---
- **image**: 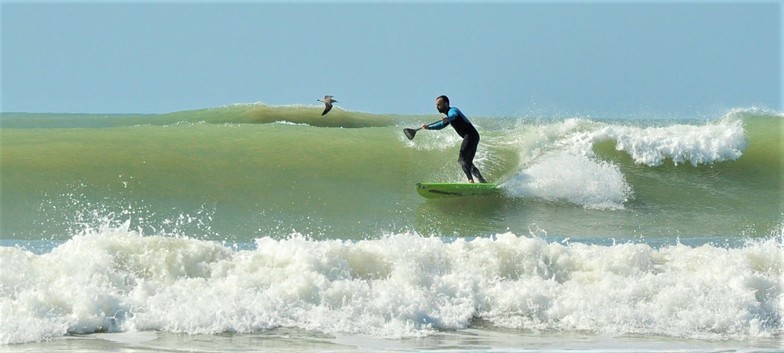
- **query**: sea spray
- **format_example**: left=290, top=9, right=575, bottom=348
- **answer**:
left=504, top=151, right=632, bottom=209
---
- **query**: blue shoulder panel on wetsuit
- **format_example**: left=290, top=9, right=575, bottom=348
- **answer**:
left=427, top=107, right=462, bottom=130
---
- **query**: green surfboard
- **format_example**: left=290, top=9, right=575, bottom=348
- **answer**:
left=416, top=182, right=499, bottom=199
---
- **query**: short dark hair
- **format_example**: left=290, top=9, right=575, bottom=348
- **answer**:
left=436, top=95, right=449, bottom=104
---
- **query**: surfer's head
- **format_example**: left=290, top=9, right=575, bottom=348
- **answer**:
left=435, top=95, right=450, bottom=114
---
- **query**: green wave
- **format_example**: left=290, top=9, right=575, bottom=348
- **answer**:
left=1, top=107, right=781, bottom=240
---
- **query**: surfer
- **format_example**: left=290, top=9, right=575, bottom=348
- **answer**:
left=421, top=95, right=487, bottom=183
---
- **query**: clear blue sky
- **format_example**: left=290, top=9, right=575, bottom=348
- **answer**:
left=1, top=1, right=781, bottom=118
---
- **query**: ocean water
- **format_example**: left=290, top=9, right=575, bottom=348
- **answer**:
left=0, top=105, right=782, bottom=352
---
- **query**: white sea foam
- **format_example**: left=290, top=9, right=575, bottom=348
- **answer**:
left=2, top=225, right=781, bottom=344
left=272, top=120, right=310, bottom=126
left=561, top=116, right=747, bottom=167
left=502, top=115, right=747, bottom=208
left=504, top=151, right=632, bottom=210
left=500, top=119, right=631, bottom=209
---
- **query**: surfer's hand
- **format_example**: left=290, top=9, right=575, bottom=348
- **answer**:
left=421, top=124, right=428, bottom=130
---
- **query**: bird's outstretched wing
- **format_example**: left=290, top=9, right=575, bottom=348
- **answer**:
left=321, top=103, right=333, bottom=116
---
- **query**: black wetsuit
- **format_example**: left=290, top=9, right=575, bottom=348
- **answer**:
left=426, top=107, right=487, bottom=183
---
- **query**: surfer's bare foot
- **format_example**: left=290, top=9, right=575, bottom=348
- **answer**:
left=468, top=179, right=475, bottom=183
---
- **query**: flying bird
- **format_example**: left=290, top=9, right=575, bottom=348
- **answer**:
left=317, top=95, right=337, bottom=116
